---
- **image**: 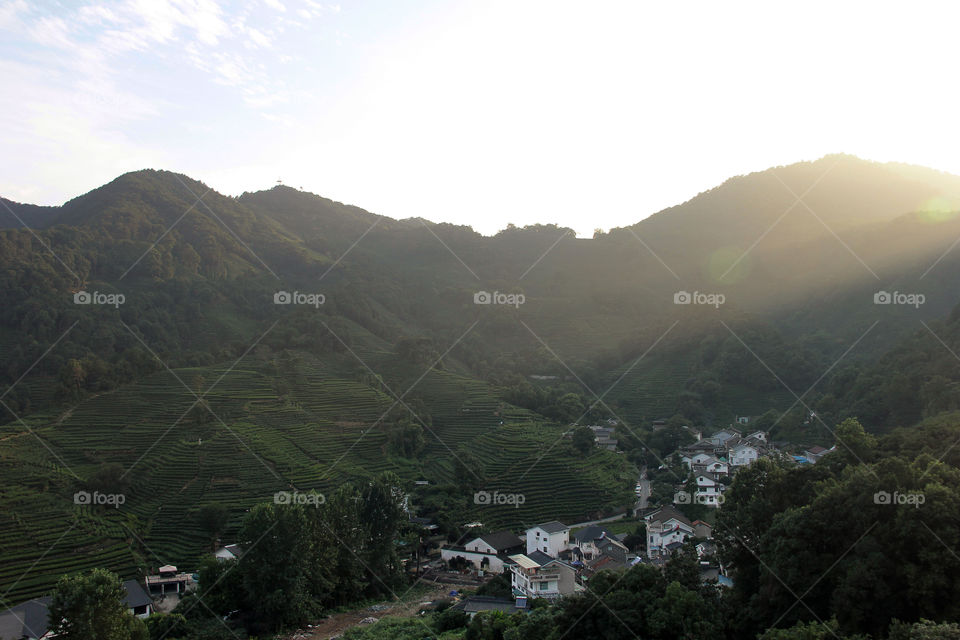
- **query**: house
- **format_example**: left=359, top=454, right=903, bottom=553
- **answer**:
left=0, top=581, right=153, bottom=639
left=644, top=505, right=694, bottom=559
left=214, top=543, right=244, bottom=562
left=441, top=530, right=524, bottom=573
left=746, top=430, right=768, bottom=443
left=804, top=445, right=830, bottom=463
left=690, top=455, right=728, bottom=476
left=736, top=416, right=750, bottom=425
left=508, top=551, right=579, bottom=601
left=694, top=472, right=725, bottom=506
left=410, top=516, right=440, bottom=533
left=0, top=596, right=53, bottom=640
left=692, top=520, right=713, bottom=539
left=451, top=595, right=526, bottom=618
left=728, top=443, right=760, bottom=468
left=123, top=579, right=154, bottom=618
left=145, top=565, right=192, bottom=595
left=526, top=521, right=569, bottom=558
left=587, top=425, right=619, bottom=451
left=570, top=526, right=627, bottom=562
left=708, top=428, right=741, bottom=445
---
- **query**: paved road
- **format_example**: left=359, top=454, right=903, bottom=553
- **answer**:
left=568, top=467, right=651, bottom=530
left=635, top=466, right=650, bottom=511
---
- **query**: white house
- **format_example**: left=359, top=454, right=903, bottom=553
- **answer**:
left=729, top=443, right=760, bottom=467
left=644, top=505, right=694, bottom=558
left=526, top=521, right=569, bottom=558
left=694, top=472, right=725, bottom=507
left=441, top=530, right=524, bottom=573
left=507, top=551, right=579, bottom=602
left=691, top=455, right=728, bottom=475
left=746, top=431, right=768, bottom=443
left=215, top=543, right=244, bottom=562
left=683, top=452, right=715, bottom=469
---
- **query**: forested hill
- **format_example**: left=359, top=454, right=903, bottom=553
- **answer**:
left=3, top=156, right=960, bottom=431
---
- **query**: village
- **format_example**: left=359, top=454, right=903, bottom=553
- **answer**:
left=0, top=418, right=835, bottom=638
left=417, top=419, right=834, bottom=619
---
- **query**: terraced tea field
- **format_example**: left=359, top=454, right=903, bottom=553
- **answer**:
left=0, top=351, right=633, bottom=602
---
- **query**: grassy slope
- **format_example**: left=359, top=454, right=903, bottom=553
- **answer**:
left=0, top=351, right=632, bottom=603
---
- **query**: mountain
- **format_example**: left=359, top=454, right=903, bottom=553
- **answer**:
left=4, top=155, right=960, bottom=600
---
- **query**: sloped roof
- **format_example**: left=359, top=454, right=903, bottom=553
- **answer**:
left=535, top=521, right=568, bottom=534
left=0, top=596, right=51, bottom=640
left=572, top=525, right=617, bottom=545
left=477, top=530, right=523, bottom=552
left=122, top=579, right=152, bottom=609
left=645, top=504, right=692, bottom=528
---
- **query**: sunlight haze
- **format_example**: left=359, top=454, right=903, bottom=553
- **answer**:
left=2, top=0, right=959, bottom=235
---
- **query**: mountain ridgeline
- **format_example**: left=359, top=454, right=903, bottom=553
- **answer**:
left=3, top=154, right=960, bottom=430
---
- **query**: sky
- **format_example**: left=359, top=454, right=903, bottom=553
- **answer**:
left=2, top=0, right=960, bottom=237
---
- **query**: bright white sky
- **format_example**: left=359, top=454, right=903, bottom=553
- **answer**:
left=2, top=0, right=959, bottom=236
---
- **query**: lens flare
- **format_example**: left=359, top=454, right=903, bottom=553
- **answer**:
left=707, top=246, right=751, bottom=284
left=917, top=196, right=960, bottom=224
